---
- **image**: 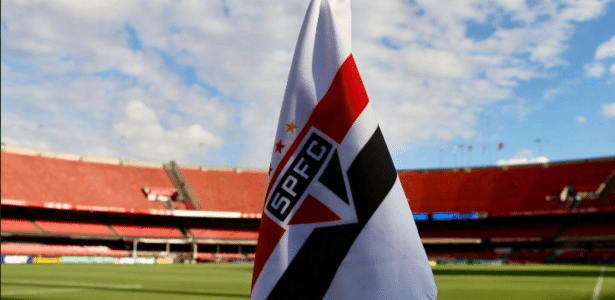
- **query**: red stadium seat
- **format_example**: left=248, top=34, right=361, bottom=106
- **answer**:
left=1, top=152, right=174, bottom=211
left=36, top=220, right=116, bottom=236
left=180, top=168, right=267, bottom=216
left=0, top=242, right=130, bottom=257
left=188, top=228, right=258, bottom=240
left=1, top=218, right=41, bottom=233
left=111, top=224, right=184, bottom=238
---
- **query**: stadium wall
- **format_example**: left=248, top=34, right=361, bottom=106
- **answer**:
left=2, top=148, right=613, bottom=218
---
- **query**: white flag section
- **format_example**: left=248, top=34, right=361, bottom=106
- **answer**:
left=251, top=0, right=437, bottom=299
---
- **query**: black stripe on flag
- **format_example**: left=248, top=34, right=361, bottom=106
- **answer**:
left=318, top=150, right=350, bottom=204
left=346, top=127, right=398, bottom=224
left=267, top=127, right=397, bottom=300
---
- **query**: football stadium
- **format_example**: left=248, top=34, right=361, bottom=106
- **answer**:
left=3, top=0, right=615, bottom=299
left=2, top=145, right=614, bottom=299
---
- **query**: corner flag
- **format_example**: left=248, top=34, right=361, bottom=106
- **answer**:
left=251, top=0, right=437, bottom=299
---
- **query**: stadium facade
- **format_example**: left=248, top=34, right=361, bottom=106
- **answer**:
left=2, top=145, right=614, bottom=265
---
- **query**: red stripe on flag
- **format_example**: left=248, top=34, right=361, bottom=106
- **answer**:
left=312, top=55, right=369, bottom=143
left=266, top=55, right=369, bottom=198
left=287, top=194, right=341, bottom=225
left=251, top=214, right=286, bottom=291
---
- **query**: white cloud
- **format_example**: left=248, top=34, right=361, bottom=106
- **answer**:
left=405, top=48, right=469, bottom=79
left=1, top=0, right=612, bottom=167
left=496, top=156, right=549, bottom=166
left=45, top=0, right=136, bottom=22
left=114, top=100, right=222, bottom=161
left=560, top=0, right=609, bottom=22
left=125, top=100, right=158, bottom=124
left=543, top=88, right=561, bottom=101
left=584, top=62, right=606, bottom=78
left=602, top=102, right=615, bottom=118
left=595, top=35, right=615, bottom=60
left=611, top=63, right=615, bottom=75
left=576, top=116, right=587, bottom=124
left=496, top=149, right=549, bottom=166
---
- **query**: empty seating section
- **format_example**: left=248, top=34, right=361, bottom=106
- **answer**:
left=0, top=242, right=130, bottom=257
left=584, top=249, right=615, bottom=259
left=195, top=252, right=246, bottom=262
left=511, top=250, right=552, bottom=260
left=110, top=224, right=184, bottom=238
left=216, top=253, right=246, bottom=260
left=172, top=201, right=196, bottom=210
left=2, top=150, right=614, bottom=263
left=196, top=252, right=215, bottom=261
left=400, top=158, right=615, bottom=216
left=554, top=248, right=615, bottom=260
left=1, top=152, right=173, bottom=211
left=2, top=151, right=612, bottom=218
left=426, top=250, right=504, bottom=259
left=36, top=220, right=116, bottom=236
left=557, top=249, right=587, bottom=259
left=181, top=168, right=267, bottom=215
left=189, top=228, right=258, bottom=240
left=560, top=219, right=615, bottom=237
left=1, top=218, right=41, bottom=233
left=478, top=251, right=502, bottom=259
left=418, top=221, right=563, bottom=239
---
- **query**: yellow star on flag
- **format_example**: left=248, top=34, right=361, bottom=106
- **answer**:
left=285, top=120, right=298, bottom=134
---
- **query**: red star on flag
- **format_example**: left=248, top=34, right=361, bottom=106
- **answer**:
left=274, top=140, right=285, bottom=153
left=285, top=120, right=298, bottom=134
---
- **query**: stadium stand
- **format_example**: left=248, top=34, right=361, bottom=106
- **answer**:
left=558, top=218, right=615, bottom=240
left=510, top=250, right=553, bottom=260
left=36, top=220, right=116, bottom=237
left=418, top=220, right=563, bottom=239
left=180, top=167, right=267, bottom=216
left=399, top=156, right=615, bottom=216
left=1, top=218, right=42, bottom=234
left=0, top=243, right=130, bottom=257
left=216, top=252, right=246, bottom=261
left=196, top=252, right=216, bottom=262
left=189, top=228, right=258, bottom=241
left=556, top=249, right=586, bottom=260
left=110, top=224, right=184, bottom=238
left=1, top=151, right=173, bottom=211
left=1, top=147, right=614, bottom=264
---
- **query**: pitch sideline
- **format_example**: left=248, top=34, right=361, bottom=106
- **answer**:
left=1, top=279, right=142, bottom=295
left=591, top=266, right=606, bottom=300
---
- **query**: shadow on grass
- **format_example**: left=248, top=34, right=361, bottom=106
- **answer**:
left=432, top=268, right=614, bottom=278
left=1, top=282, right=250, bottom=299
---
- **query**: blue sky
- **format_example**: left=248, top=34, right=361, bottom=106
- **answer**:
left=1, top=0, right=614, bottom=170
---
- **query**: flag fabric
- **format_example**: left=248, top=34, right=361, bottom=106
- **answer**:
left=251, top=0, right=437, bottom=299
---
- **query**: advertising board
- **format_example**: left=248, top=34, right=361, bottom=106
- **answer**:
left=2, top=255, right=31, bottom=264
left=61, top=256, right=115, bottom=263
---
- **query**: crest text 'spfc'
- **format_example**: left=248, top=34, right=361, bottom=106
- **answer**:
left=266, top=132, right=333, bottom=222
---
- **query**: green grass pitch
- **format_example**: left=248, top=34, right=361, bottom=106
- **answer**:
left=1, top=263, right=613, bottom=299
